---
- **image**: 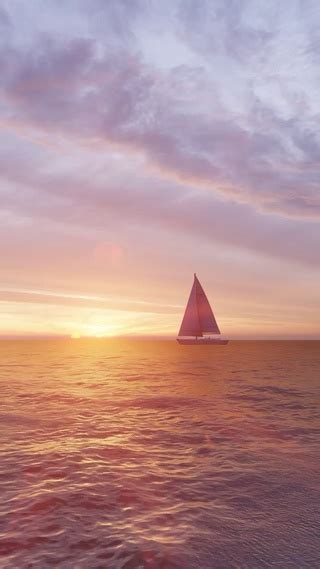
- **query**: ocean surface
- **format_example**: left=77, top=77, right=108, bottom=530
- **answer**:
left=0, top=340, right=319, bottom=568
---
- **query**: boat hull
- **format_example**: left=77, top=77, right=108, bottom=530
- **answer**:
left=177, top=338, right=229, bottom=345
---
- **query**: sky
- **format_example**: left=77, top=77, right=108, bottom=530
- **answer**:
left=0, top=0, right=319, bottom=339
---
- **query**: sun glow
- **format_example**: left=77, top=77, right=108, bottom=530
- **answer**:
left=82, top=323, right=121, bottom=338
left=71, top=324, right=120, bottom=338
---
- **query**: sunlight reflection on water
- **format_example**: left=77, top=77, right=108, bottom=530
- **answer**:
left=0, top=340, right=320, bottom=568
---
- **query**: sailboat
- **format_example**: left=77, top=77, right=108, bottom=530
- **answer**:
left=177, top=274, right=228, bottom=345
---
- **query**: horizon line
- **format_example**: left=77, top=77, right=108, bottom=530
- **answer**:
left=0, top=335, right=319, bottom=341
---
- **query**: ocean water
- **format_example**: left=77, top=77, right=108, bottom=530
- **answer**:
left=0, top=340, right=319, bottom=569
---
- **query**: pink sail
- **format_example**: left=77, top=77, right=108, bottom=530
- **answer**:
left=195, top=275, right=220, bottom=335
left=178, top=278, right=202, bottom=337
left=178, top=274, right=220, bottom=337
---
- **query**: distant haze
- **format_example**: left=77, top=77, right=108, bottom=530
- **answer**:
left=1, top=1, right=319, bottom=338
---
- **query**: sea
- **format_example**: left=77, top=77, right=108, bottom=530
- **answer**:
left=0, top=340, right=319, bottom=568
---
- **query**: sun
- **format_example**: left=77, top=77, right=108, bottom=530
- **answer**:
left=71, top=332, right=81, bottom=339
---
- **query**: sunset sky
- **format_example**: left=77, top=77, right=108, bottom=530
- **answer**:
left=1, top=0, right=319, bottom=339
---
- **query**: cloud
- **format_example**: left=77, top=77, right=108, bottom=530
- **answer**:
left=0, top=288, right=181, bottom=315
left=0, top=0, right=319, bottom=223
left=176, top=0, right=275, bottom=63
left=0, top=136, right=319, bottom=271
left=0, top=5, right=10, bottom=28
left=0, top=0, right=319, bottom=310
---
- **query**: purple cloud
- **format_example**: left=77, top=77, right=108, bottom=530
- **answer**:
left=1, top=21, right=319, bottom=221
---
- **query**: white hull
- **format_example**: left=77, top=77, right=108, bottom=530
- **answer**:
left=177, top=337, right=229, bottom=345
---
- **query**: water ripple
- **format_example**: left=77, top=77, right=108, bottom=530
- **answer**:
left=0, top=340, right=319, bottom=568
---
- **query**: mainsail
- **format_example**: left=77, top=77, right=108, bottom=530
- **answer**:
left=178, top=274, right=220, bottom=337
